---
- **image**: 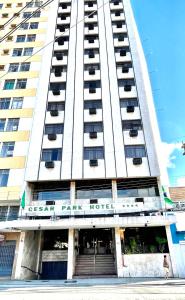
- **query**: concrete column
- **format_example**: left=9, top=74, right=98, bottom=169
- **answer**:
left=165, top=225, right=178, bottom=277
left=35, top=231, right=43, bottom=278
left=70, top=181, right=76, bottom=205
left=14, top=231, right=25, bottom=279
left=115, top=227, right=123, bottom=277
left=67, top=228, right=75, bottom=279
left=112, top=180, right=117, bottom=203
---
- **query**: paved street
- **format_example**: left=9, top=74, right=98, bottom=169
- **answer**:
left=0, top=278, right=185, bottom=300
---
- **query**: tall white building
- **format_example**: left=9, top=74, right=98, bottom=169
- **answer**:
left=0, top=0, right=176, bottom=279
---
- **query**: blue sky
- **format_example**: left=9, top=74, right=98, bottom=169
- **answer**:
left=131, top=0, right=185, bottom=186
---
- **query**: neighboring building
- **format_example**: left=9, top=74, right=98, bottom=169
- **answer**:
left=0, top=0, right=51, bottom=278
left=169, top=187, right=185, bottom=278
left=0, top=0, right=175, bottom=279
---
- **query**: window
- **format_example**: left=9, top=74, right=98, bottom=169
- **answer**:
left=8, top=63, right=19, bottom=72
left=84, top=147, right=104, bottom=160
left=11, top=97, right=23, bottom=109
left=117, top=179, right=159, bottom=198
left=84, top=100, right=102, bottom=109
left=26, top=1, right=33, bottom=7
left=0, top=142, right=15, bottom=157
left=23, top=12, right=32, bottom=18
left=16, top=35, right=26, bottom=42
left=120, top=98, right=138, bottom=108
left=19, top=23, right=29, bottom=30
left=12, top=48, right=23, bottom=57
left=0, top=65, right=4, bottom=71
left=47, top=102, right=65, bottom=111
left=76, top=182, right=112, bottom=199
left=4, top=80, right=15, bottom=90
left=6, top=3, right=12, bottom=7
left=35, top=1, right=43, bottom=7
left=0, top=4, right=3, bottom=9
left=2, top=13, right=8, bottom=18
left=122, top=120, right=142, bottom=131
left=17, top=3, right=23, bottom=7
left=45, top=124, right=64, bottom=134
left=84, top=122, right=103, bottom=133
left=41, top=149, right=62, bottom=161
left=125, top=145, right=146, bottom=158
left=32, top=11, right=41, bottom=17
left=0, top=119, right=6, bottom=132
left=0, top=98, right=10, bottom=109
left=15, top=79, right=27, bottom=89
left=23, top=47, right=33, bottom=56
left=6, top=118, right=19, bottom=131
left=0, top=170, right=9, bottom=187
left=26, top=34, right=36, bottom=42
left=20, top=62, right=30, bottom=71
left=29, top=22, right=38, bottom=29
left=8, top=206, right=19, bottom=220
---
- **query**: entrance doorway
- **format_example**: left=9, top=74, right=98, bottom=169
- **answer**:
left=0, top=241, right=16, bottom=277
left=78, top=228, right=113, bottom=255
left=75, top=228, right=116, bottom=276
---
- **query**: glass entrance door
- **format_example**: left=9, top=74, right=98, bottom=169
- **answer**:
left=78, top=228, right=113, bottom=255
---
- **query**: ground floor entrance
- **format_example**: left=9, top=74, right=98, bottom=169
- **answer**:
left=75, top=228, right=116, bottom=276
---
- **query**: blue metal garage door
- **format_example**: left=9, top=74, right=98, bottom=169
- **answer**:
left=0, top=241, right=16, bottom=277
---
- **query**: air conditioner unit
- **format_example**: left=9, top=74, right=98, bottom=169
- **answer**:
left=135, top=197, right=144, bottom=203
left=50, top=110, right=59, bottom=117
left=117, top=23, right=122, bottom=28
left=129, top=129, right=138, bottom=137
left=90, top=199, right=98, bottom=204
left=61, top=16, right=66, bottom=20
left=89, top=159, right=98, bottom=167
left=133, top=157, right=142, bottom=165
left=7, top=151, right=13, bottom=157
left=89, top=131, right=97, bottom=139
left=59, top=26, right=65, bottom=32
left=89, top=107, right=97, bottom=115
left=122, top=67, right=129, bottom=73
left=88, top=24, right=94, bottom=30
left=89, top=88, right=96, bottom=93
left=115, top=11, right=121, bottom=16
left=52, top=90, right=60, bottom=96
left=56, top=53, right=63, bottom=60
left=61, top=3, right=67, bottom=9
left=54, top=69, right=61, bottom=77
left=48, top=133, right=57, bottom=141
left=124, top=85, right=132, bottom=92
left=118, top=36, right=124, bottom=42
left=89, top=52, right=95, bottom=58
left=58, top=39, right=64, bottom=45
left=89, top=39, right=94, bottom=44
left=89, top=69, right=95, bottom=75
left=127, top=105, right=134, bottom=113
left=12, top=126, right=17, bottom=131
left=120, top=50, right=126, bottom=56
left=88, top=2, right=93, bottom=7
left=46, top=200, right=55, bottom=205
left=45, top=161, right=55, bottom=168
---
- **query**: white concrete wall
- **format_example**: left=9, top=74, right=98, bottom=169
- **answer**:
left=122, top=253, right=173, bottom=277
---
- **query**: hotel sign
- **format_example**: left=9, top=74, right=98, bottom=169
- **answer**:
left=23, top=203, right=143, bottom=216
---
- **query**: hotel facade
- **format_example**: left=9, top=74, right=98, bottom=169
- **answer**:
left=0, top=0, right=177, bottom=279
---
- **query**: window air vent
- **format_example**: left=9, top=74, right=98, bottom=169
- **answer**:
left=89, top=107, right=97, bottom=115
left=133, top=157, right=142, bottom=165
left=129, top=129, right=138, bottom=137
left=89, top=159, right=98, bottom=167
left=54, top=69, right=61, bottom=77
left=88, top=2, right=93, bottom=7
left=48, top=133, right=57, bottom=141
left=89, top=52, right=95, bottom=58
left=45, top=161, right=55, bottom=168
left=89, top=131, right=97, bottom=139
left=88, top=24, right=94, bottom=30
left=115, top=11, right=121, bottom=16
left=135, top=197, right=144, bottom=203
left=127, top=105, right=134, bottom=113
left=52, top=90, right=60, bottom=96
left=46, top=200, right=55, bottom=205
left=124, top=85, right=132, bottom=92
left=90, top=199, right=98, bottom=204
left=50, top=110, right=59, bottom=116
left=58, top=38, right=64, bottom=45
left=118, top=36, right=124, bottom=42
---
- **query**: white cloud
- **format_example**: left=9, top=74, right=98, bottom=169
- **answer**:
left=159, top=142, right=181, bottom=169
left=176, top=177, right=185, bottom=187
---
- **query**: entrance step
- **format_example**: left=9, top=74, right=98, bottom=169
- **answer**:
left=75, top=255, right=116, bottom=276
